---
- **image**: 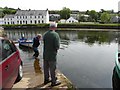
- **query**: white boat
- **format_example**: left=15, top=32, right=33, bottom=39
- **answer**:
left=18, top=38, right=33, bottom=48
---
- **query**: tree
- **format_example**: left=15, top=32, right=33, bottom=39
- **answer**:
left=85, top=10, right=90, bottom=15
left=100, top=12, right=111, bottom=23
left=60, top=7, right=71, bottom=19
left=100, top=9, right=105, bottom=13
left=89, top=10, right=98, bottom=22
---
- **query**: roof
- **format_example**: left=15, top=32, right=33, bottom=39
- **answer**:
left=4, top=14, right=14, bottom=18
left=49, top=14, right=60, bottom=16
left=67, top=17, right=78, bottom=21
left=15, top=10, right=48, bottom=16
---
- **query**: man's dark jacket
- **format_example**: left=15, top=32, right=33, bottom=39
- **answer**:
left=32, top=37, right=40, bottom=47
left=43, top=30, right=60, bottom=61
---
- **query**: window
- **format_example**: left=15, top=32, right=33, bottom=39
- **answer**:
left=30, top=20, right=32, bottom=24
left=35, top=20, right=37, bottom=24
left=1, top=39, right=17, bottom=61
left=17, top=21, right=19, bottom=24
left=20, top=21, right=22, bottom=24
left=38, top=20, right=40, bottom=23
left=42, top=20, right=44, bottom=23
left=26, top=21, right=27, bottom=24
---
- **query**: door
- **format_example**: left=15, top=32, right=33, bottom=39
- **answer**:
left=0, top=39, right=18, bottom=88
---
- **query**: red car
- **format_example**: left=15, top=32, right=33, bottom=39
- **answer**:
left=0, top=37, right=23, bottom=89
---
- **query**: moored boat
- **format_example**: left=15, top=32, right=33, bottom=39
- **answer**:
left=18, top=38, right=33, bottom=48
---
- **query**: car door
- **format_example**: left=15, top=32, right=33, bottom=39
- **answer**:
left=0, top=39, right=19, bottom=88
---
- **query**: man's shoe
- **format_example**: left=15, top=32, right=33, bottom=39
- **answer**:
left=51, top=81, right=61, bottom=86
left=44, top=80, right=51, bottom=85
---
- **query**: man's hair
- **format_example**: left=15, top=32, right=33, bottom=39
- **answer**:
left=49, top=22, right=57, bottom=28
left=37, top=34, right=42, bottom=37
left=0, top=30, right=7, bottom=37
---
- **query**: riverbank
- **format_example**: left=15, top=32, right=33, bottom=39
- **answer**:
left=2, top=23, right=120, bottom=30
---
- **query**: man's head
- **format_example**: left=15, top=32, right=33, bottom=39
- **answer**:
left=0, top=29, right=7, bottom=38
left=37, top=34, right=42, bottom=40
left=49, top=22, right=57, bottom=30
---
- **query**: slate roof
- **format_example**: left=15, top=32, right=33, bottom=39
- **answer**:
left=15, top=10, right=48, bottom=16
left=4, top=14, right=14, bottom=18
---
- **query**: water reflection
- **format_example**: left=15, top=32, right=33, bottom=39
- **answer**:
left=4, top=29, right=118, bottom=46
left=78, top=31, right=118, bottom=45
left=34, top=58, right=42, bottom=74
left=19, top=45, right=33, bottom=52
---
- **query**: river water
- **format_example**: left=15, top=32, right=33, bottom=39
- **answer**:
left=4, top=28, right=119, bottom=88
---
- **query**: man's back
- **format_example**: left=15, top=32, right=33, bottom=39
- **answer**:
left=43, top=30, right=60, bottom=61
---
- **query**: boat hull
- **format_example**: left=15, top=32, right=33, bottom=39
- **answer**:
left=18, top=39, right=33, bottom=48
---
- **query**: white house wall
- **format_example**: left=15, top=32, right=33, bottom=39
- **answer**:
left=0, top=18, right=4, bottom=25
left=13, top=16, right=46, bottom=24
left=3, top=10, right=49, bottom=25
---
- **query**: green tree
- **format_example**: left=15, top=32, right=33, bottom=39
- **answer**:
left=79, top=15, right=87, bottom=22
left=85, top=10, right=90, bottom=15
left=60, top=7, right=71, bottom=19
left=100, top=12, right=111, bottom=23
left=100, top=9, right=105, bottom=13
left=89, top=10, right=98, bottom=22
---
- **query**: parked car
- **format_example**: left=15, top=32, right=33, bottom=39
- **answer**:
left=0, top=37, right=23, bottom=89
left=112, top=51, right=120, bottom=89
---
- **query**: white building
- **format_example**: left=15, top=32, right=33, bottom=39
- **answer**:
left=70, top=10, right=80, bottom=20
left=3, top=9, right=49, bottom=25
left=59, top=19, right=66, bottom=23
left=66, top=17, right=78, bottom=23
left=0, top=18, right=4, bottom=25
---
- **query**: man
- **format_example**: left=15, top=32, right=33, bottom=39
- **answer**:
left=43, top=22, right=61, bottom=86
left=32, top=34, right=41, bottom=58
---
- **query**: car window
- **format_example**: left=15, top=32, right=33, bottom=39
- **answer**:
left=2, top=39, right=16, bottom=61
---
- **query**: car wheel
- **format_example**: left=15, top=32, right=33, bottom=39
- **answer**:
left=15, top=64, right=23, bottom=83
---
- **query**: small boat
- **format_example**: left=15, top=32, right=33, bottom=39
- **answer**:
left=18, top=38, right=33, bottom=48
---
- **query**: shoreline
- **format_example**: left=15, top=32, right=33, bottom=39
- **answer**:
left=2, top=23, right=120, bottom=30
left=58, top=28, right=119, bottom=32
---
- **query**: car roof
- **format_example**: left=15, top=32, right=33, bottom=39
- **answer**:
left=0, top=37, right=12, bottom=42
